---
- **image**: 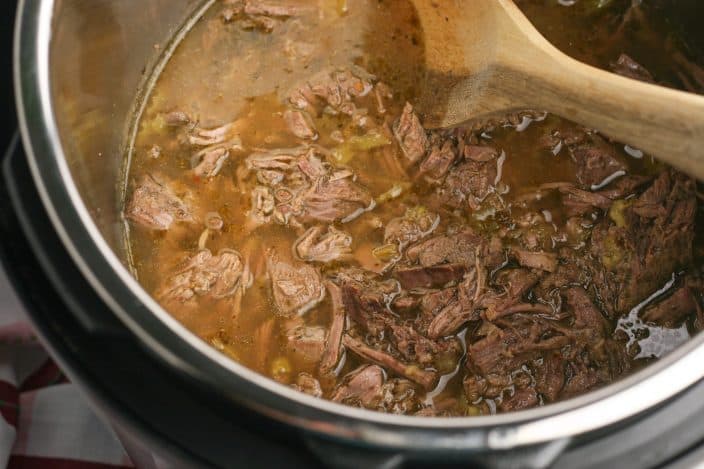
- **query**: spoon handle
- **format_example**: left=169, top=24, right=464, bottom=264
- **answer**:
left=513, top=50, right=704, bottom=179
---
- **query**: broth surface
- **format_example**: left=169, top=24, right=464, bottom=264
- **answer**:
left=125, top=0, right=704, bottom=416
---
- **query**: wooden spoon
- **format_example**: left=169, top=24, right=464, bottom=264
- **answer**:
left=410, top=0, right=704, bottom=179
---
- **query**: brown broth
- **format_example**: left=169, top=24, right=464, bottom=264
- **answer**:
left=125, top=0, right=704, bottom=416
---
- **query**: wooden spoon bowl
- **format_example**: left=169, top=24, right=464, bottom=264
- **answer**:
left=411, top=0, right=704, bottom=179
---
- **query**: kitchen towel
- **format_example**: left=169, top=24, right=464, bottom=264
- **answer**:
left=0, top=270, right=133, bottom=469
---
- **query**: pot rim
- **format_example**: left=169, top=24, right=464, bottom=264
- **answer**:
left=13, top=0, right=704, bottom=453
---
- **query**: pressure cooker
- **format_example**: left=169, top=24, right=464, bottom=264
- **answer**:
left=6, top=0, right=704, bottom=467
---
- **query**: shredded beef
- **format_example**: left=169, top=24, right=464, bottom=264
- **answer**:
left=419, top=141, right=457, bottom=182
left=291, top=372, right=323, bottom=397
left=336, top=268, right=399, bottom=335
left=331, top=364, right=426, bottom=414
left=294, top=225, right=352, bottom=263
left=384, top=207, right=440, bottom=251
left=156, top=249, right=248, bottom=304
left=591, top=170, right=696, bottom=316
left=331, top=365, right=385, bottom=407
left=284, top=109, right=318, bottom=140
left=288, top=67, right=375, bottom=115
left=569, top=134, right=626, bottom=189
left=512, top=248, right=558, bottom=273
left=440, top=159, right=498, bottom=211
left=642, top=286, right=698, bottom=327
left=222, top=0, right=308, bottom=31
left=342, top=334, right=438, bottom=390
left=395, top=263, right=468, bottom=290
left=247, top=147, right=373, bottom=226
left=192, top=147, right=230, bottom=179
left=267, top=250, right=325, bottom=316
left=126, top=174, right=194, bottom=230
left=393, top=103, right=429, bottom=164
left=319, top=282, right=346, bottom=374
left=284, top=317, right=326, bottom=362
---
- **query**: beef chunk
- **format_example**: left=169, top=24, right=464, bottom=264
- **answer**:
left=427, top=271, right=481, bottom=338
left=488, top=302, right=554, bottom=320
left=375, top=379, right=426, bottom=414
left=163, top=110, right=192, bottom=127
left=428, top=269, right=540, bottom=338
left=534, top=354, right=565, bottom=402
left=242, top=0, right=304, bottom=17
left=402, top=230, right=509, bottom=337
left=284, top=109, right=318, bottom=140
left=298, top=165, right=374, bottom=223
left=288, top=67, right=375, bottom=115
left=406, top=232, right=473, bottom=267
left=538, top=127, right=624, bottom=191
left=533, top=251, right=592, bottom=300
left=192, top=147, right=229, bottom=179
left=468, top=323, right=535, bottom=377
left=540, top=125, right=589, bottom=152
left=560, top=184, right=614, bottom=216
left=332, top=365, right=425, bottom=414
left=319, top=282, right=346, bottom=374
left=332, top=365, right=385, bottom=407
left=468, top=319, right=570, bottom=378
left=126, top=174, right=193, bottom=230
left=482, top=269, right=540, bottom=321
left=384, top=207, right=440, bottom=251
left=569, top=134, right=625, bottom=189
left=512, top=248, right=557, bottom=273
left=188, top=122, right=238, bottom=147
left=420, top=288, right=456, bottom=316
left=249, top=185, right=276, bottom=226
left=536, top=175, right=651, bottom=217
left=642, top=287, right=698, bottom=327
left=610, top=54, right=656, bottom=83
left=597, top=174, right=651, bottom=200
left=284, top=317, right=326, bottom=362
left=412, top=287, right=457, bottom=335
left=267, top=250, right=325, bottom=316
left=440, top=159, right=498, bottom=211
left=247, top=148, right=373, bottom=226
left=499, top=387, right=539, bottom=412
left=342, top=334, right=438, bottom=390
left=335, top=268, right=399, bottom=334
left=291, top=372, right=323, bottom=397
left=406, top=229, right=499, bottom=269
left=393, top=103, right=429, bottom=164
left=294, top=225, right=352, bottom=263
left=247, top=147, right=301, bottom=172
left=387, top=321, right=460, bottom=369
left=336, top=266, right=460, bottom=373
left=156, top=248, right=248, bottom=304
left=418, top=141, right=457, bottom=182
left=464, top=145, right=498, bottom=162
left=564, top=287, right=607, bottom=334
left=561, top=363, right=602, bottom=398
left=222, top=0, right=307, bottom=31
left=592, top=170, right=696, bottom=315
left=395, top=263, right=468, bottom=290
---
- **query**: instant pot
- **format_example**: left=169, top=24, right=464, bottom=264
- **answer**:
left=6, top=0, right=704, bottom=467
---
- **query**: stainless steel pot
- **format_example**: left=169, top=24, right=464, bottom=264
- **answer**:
left=13, top=0, right=704, bottom=467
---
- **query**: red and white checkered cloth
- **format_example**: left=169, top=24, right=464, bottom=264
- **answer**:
left=0, top=275, right=133, bottom=469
